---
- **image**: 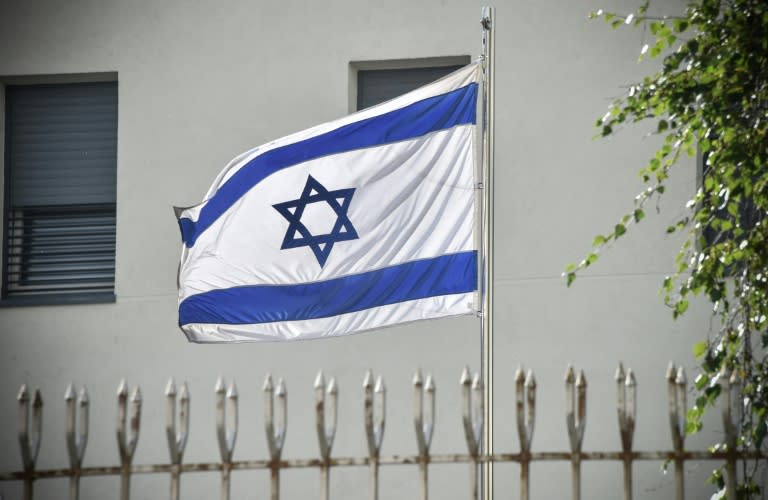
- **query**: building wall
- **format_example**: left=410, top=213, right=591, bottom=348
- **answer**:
left=0, top=1, right=718, bottom=499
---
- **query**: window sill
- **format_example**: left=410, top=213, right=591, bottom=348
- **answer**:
left=0, top=293, right=116, bottom=308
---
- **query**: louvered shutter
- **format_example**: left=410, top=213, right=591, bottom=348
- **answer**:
left=3, top=82, right=117, bottom=302
left=356, top=66, right=464, bottom=110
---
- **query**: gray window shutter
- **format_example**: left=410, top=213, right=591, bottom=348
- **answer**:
left=357, top=66, right=464, bottom=110
left=3, top=81, right=117, bottom=303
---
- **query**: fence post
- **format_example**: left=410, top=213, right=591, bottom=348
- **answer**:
left=565, top=367, right=586, bottom=500
left=720, top=367, right=740, bottom=500
left=364, top=371, right=385, bottom=500
left=461, top=367, right=483, bottom=500
left=17, top=385, right=42, bottom=500
left=515, top=367, right=536, bottom=500
left=215, top=377, right=237, bottom=500
left=413, top=370, right=435, bottom=500
left=616, top=364, right=636, bottom=500
left=315, top=372, right=338, bottom=500
left=265, top=375, right=287, bottom=500
left=116, top=381, right=141, bottom=500
left=666, top=363, right=686, bottom=500
left=165, top=379, right=189, bottom=500
left=65, top=385, right=89, bottom=500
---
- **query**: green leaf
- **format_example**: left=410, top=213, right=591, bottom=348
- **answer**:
left=614, top=223, right=627, bottom=238
left=592, top=234, right=606, bottom=246
left=566, top=272, right=576, bottom=287
left=673, top=299, right=689, bottom=318
left=673, top=19, right=689, bottom=32
left=633, top=209, right=645, bottom=222
left=693, top=341, right=708, bottom=358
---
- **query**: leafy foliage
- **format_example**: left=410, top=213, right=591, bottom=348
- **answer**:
left=567, top=0, right=767, bottom=496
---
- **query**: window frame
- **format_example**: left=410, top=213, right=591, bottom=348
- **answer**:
left=0, top=73, right=118, bottom=307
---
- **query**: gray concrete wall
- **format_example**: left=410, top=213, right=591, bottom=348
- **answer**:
left=0, top=1, right=719, bottom=499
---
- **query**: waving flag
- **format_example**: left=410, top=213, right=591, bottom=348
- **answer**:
left=176, top=63, right=481, bottom=342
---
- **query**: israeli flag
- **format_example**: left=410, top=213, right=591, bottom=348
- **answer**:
left=176, top=63, right=481, bottom=342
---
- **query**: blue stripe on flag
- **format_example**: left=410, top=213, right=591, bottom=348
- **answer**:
left=179, top=251, right=477, bottom=326
left=179, top=82, right=478, bottom=247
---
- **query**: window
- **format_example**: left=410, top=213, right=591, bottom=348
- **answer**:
left=2, top=81, right=117, bottom=305
left=355, top=58, right=470, bottom=111
left=701, top=153, right=760, bottom=247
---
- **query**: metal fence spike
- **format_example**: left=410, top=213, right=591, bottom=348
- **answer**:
left=365, top=371, right=386, bottom=460
left=365, top=371, right=385, bottom=500
left=461, top=366, right=471, bottom=386
left=117, top=379, right=128, bottom=397
left=17, top=384, right=40, bottom=500
left=425, top=374, right=435, bottom=393
left=667, top=363, right=686, bottom=500
left=66, top=384, right=89, bottom=471
left=316, top=374, right=337, bottom=461
left=167, top=379, right=189, bottom=468
left=264, top=373, right=274, bottom=392
left=214, top=376, right=237, bottom=499
left=179, top=383, right=190, bottom=450
left=414, top=371, right=433, bottom=500
left=471, top=372, right=483, bottom=444
left=616, top=362, right=625, bottom=382
left=675, top=367, right=686, bottom=386
left=565, top=365, right=587, bottom=453
left=721, top=368, right=739, bottom=499
left=117, top=381, right=140, bottom=500
left=65, top=384, right=88, bottom=500
left=18, top=385, right=42, bottom=471
left=517, top=369, right=536, bottom=500
left=265, top=375, right=287, bottom=462
left=316, top=374, right=337, bottom=500
left=227, top=381, right=238, bottom=399
left=462, top=368, right=481, bottom=456
left=18, top=383, right=29, bottom=402
left=165, top=378, right=177, bottom=397
left=424, top=375, right=435, bottom=448
left=665, top=361, right=676, bottom=381
left=65, top=383, right=76, bottom=401
left=576, top=370, right=587, bottom=389
left=617, top=367, right=636, bottom=450
left=626, top=370, right=637, bottom=420
left=525, top=370, right=536, bottom=390
left=413, top=369, right=424, bottom=387
left=523, top=370, right=536, bottom=451
left=264, top=376, right=286, bottom=500
left=617, top=367, right=636, bottom=500
left=215, top=376, right=226, bottom=394
left=374, top=375, right=386, bottom=448
left=565, top=365, right=575, bottom=384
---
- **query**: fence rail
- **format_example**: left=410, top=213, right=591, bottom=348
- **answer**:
left=1, top=363, right=765, bottom=500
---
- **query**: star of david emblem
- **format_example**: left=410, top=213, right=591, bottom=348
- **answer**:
left=273, top=175, right=358, bottom=267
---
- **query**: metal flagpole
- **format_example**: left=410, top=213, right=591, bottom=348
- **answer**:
left=480, top=6, right=495, bottom=500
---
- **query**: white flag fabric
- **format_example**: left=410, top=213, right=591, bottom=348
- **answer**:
left=176, top=63, right=481, bottom=342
